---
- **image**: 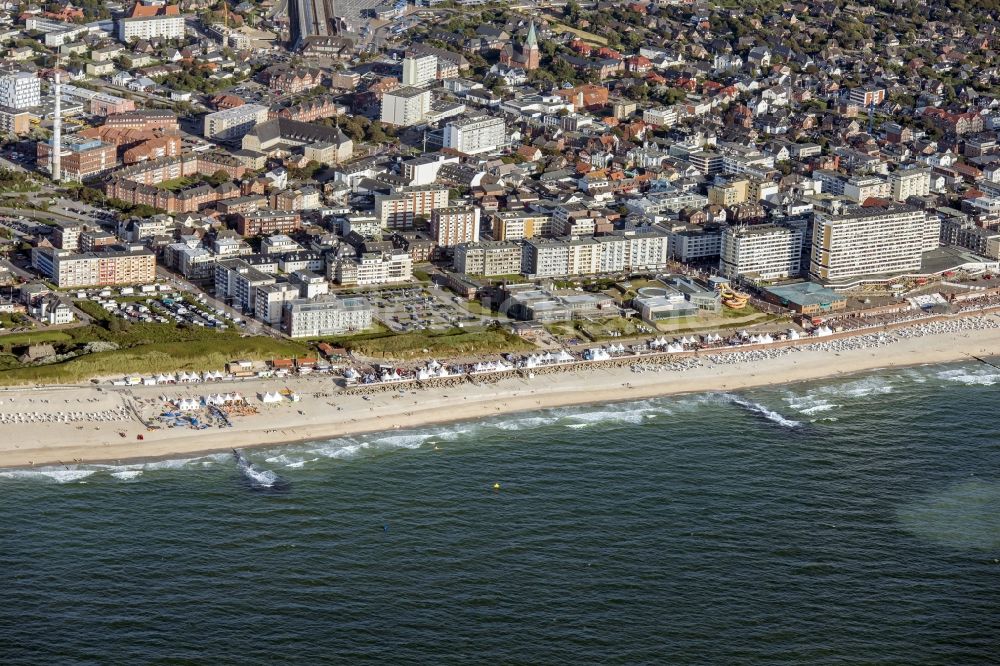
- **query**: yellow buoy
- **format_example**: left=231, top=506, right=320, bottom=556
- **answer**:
left=493, top=482, right=501, bottom=490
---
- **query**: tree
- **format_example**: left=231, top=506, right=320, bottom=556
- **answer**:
left=564, top=0, right=581, bottom=23
left=205, top=170, right=232, bottom=187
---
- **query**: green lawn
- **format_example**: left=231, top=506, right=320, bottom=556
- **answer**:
left=575, top=317, right=649, bottom=341
left=721, top=304, right=761, bottom=318
left=342, top=327, right=533, bottom=360
left=546, top=21, right=608, bottom=45
left=0, top=330, right=74, bottom=348
left=157, top=176, right=200, bottom=191
left=463, top=300, right=494, bottom=316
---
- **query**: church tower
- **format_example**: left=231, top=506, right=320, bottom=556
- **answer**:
left=524, top=21, right=540, bottom=70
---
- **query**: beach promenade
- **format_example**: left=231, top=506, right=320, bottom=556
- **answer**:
left=1, top=312, right=998, bottom=469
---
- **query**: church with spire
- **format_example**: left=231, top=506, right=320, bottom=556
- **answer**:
left=500, top=21, right=540, bottom=71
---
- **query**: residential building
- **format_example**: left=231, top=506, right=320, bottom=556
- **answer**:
left=332, top=250, right=413, bottom=286
left=720, top=224, right=803, bottom=280
left=669, top=226, right=724, bottom=263
left=442, top=115, right=506, bottom=155
left=118, top=3, right=185, bottom=42
left=431, top=205, right=480, bottom=247
left=214, top=259, right=276, bottom=314
left=847, top=85, right=886, bottom=108
left=810, top=205, right=927, bottom=283
left=374, top=186, right=449, bottom=228
left=51, top=222, right=83, bottom=251
left=707, top=179, right=749, bottom=207
left=402, top=55, right=437, bottom=86
left=236, top=209, right=301, bottom=236
left=889, top=169, right=931, bottom=201
left=490, top=211, right=554, bottom=241
left=401, top=154, right=458, bottom=185
left=380, top=87, right=431, bottom=126
left=32, top=247, right=156, bottom=288
left=843, top=175, right=890, bottom=203
left=282, top=295, right=372, bottom=338
left=204, top=104, right=269, bottom=141
left=642, top=107, right=678, bottom=127
left=0, top=72, right=39, bottom=110
left=0, top=106, right=31, bottom=135
left=453, top=240, right=523, bottom=276
left=254, top=283, right=300, bottom=325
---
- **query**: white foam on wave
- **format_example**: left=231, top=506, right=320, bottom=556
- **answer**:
left=110, top=470, right=143, bottom=481
left=283, top=458, right=319, bottom=469
left=567, top=409, right=658, bottom=425
left=785, top=395, right=840, bottom=415
left=369, top=433, right=435, bottom=449
left=491, top=416, right=560, bottom=431
left=240, top=465, right=278, bottom=488
left=0, top=468, right=97, bottom=483
left=725, top=394, right=801, bottom=428
left=825, top=376, right=895, bottom=399
left=936, top=368, right=1000, bottom=386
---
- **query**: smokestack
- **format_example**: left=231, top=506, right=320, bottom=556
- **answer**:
left=52, top=72, right=61, bottom=182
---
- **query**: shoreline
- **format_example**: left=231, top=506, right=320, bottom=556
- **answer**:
left=1, top=314, right=998, bottom=470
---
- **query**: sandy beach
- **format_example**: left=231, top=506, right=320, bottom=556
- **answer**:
left=1, top=312, right=997, bottom=469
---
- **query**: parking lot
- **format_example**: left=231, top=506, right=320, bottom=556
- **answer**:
left=364, top=286, right=482, bottom=333
left=81, top=287, right=244, bottom=330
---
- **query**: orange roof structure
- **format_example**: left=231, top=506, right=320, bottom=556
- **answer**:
left=129, top=3, right=180, bottom=18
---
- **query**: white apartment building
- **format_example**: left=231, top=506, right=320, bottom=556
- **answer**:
left=843, top=175, right=890, bottom=203
left=491, top=212, right=554, bottom=241
left=332, top=250, right=413, bottom=286
left=642, top=107, right=679, bottom=127
left=595, top=229, right=671, bottom=273
left=401, top=154, right=458, bottom=186
left=442, top=116, right=506, bottom=155
left=374, top=186, right=449, bottom=228
left=668, top=227, right=723, bottom=262
left=282, top=295, right=372, bottom=338
left=214, top=259, right=276, bottom=314
left=380, top=87, right=431, bottom=127
left=810, top=205, right=927, bottom=283
left=523, top=232, right=671, bottom=278
left=402, top=55, right=437, bottom=86
left=889, top=169, right=931, bottom=201
left=254, top=283, right=300, bottom=325
left=33, top=247, right=156, bottom=288
left=720, top=224, right=803, bottom=280
left=0, top=72, right=39, bottom=110
left=203, top=104, right=269, bottom=140
left=117, top=5, right=186, bottom=42
left=453, top=240, right=523, bottom=276
left=431, top=205, right=480, bottom=247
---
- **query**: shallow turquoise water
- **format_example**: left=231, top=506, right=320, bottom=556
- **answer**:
left=2, top=362, right=999, bottom=664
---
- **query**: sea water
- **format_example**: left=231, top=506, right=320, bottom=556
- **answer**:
left=1, top=362, right=998, bottom=663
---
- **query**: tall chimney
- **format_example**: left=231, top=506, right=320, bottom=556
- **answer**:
left=52, top=72, right=61, bottom=182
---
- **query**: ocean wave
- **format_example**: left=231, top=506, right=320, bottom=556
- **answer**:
left=490, top=416, right=560, bottom=431
left=0, top=468, right=97, bottom=483
left=936, top=368, right=1000, bottom=386
left=785, top=396, right=840, bottom=415
left=824, top=376, right=895, bottom=399
left=725, top=394, right=801, bottom=428
left=110, top=470, right=143, bottom=481
left=235, top=451, right=280, bottom=489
